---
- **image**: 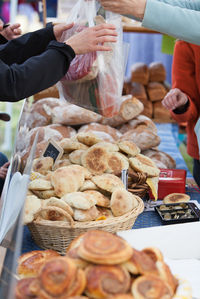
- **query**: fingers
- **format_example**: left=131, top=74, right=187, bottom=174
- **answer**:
left=95, top=28, right=117, bottom=37
left=162, top=88, right=188, bottom=110
left=4, top=161, right=10, bottom=168
left=96, top=36, right=117, bottom=44
left=9, top=23, right=21, bottom=30
left=63, top=22, right=74, bottom=30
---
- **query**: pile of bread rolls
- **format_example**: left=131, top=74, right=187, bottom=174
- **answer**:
left=24, top=133, right=161, bottom=225
left=18, top=94, right=175, bottom=170
left=15, top=230, right=182, bottom=299
left=123, top=62, right=173, bottom=122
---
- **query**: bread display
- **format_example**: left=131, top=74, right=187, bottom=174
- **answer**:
left=16, top=230, right=189, bottom=299
left=149, top=62, right=166, bottom=82
left=153, top=100, right=173, bottom=121
left=130, top=82, right=148, bottom=102
left=131, top=62, right=149, bottom=85
left=119, top=115, right=157, bottom=135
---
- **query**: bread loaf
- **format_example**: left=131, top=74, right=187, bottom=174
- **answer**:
left=120, top=128, right=160, bottom=151
left=33, top=85, right=59, bottom=101
left=52, top=103, right=102, bottom=126
left=100, top=95, right=144, bottom=127
left=26, top=97, right=62, bottom=128
left=47, top=124, right=77, bottom=139
left=130, top=82, right=148, bottom=102
left=131, top=62, right=149, bottom=85
left=142, top=149, right=176, bottom=169
left=147, top=82, right=167, bottom=102
left=149, top=62, right=166, bottom=82
left=119, top=115, right=157, bottom=134
left=136, top=97, right=153, bottom=118
left=153, top=101, right=173, bottom=121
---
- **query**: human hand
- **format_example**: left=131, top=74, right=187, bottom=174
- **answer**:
left=65, top=23, right=117, bottom=55
left=1, top=23, right=21, bottom=40
left=0, top=161, right=10, bottom=179
left=99, top=0, right=146, bottom=20
left=53, top=23, right=74, bottom=42
left=162, top=88, right=188, bottom=110
left=0, top=19, right=3, bottom=31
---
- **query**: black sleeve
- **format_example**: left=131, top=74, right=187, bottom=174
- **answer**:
left=0, top=23, right=55, bottom=65
left=173, top=100, right=190, bottom=114
left=0, top=34, right=7, bottom=45
left=0, top=41, right=75, bottom=102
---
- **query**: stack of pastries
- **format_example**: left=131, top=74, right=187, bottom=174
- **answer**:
left=24, top=133, right=161, bottom=226
left=15, top=230, right=180, bottom=299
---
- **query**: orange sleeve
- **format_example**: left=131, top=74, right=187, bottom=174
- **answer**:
left=171, top=40, right=198, bottom=123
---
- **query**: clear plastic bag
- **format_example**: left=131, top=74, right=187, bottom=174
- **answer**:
left=57, top=0, right=128, bottom=118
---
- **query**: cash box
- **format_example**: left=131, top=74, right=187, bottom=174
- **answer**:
left=150, top=169, right=186, bottom=200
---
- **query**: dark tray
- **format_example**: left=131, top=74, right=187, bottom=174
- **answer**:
left=155, top=202, right=200, bottom=225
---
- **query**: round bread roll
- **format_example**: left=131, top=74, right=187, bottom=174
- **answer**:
left=43, top=197, right=74, bottom=216
left=59, top=138, right=88, bottom=153
left=149, top=62, right=166, bottom=82
left=28, top=179, right=53, bottom=191
left=131, top=62, right=149, bottom=85
left=156, top=261, right=178, bottom=294
left=32, top=189, right=57, bottom=199
left=118, top=140, right=140, bottom=157
left=131, top=275, right=173, bottom=299
left=119, top=115, right=157, bottom=135
left=85, top=264, right=131, bottom=298
left=129, top=154, right=160, bottom=177
left=83, top=190, right=110, bottom=208
left=141, top=247, right=163, bottom=263
left=73, top=206, right=99, bottom=222
left=36, top=257, right=86, bottom=298
left=62, top=192, right=96, bottom=210
left=76, top=132, right=102, bottom=146
left=110, top=188, right=138, bottom=216
left=163, top=193, right=190, bottom=204
left=69, top=149, right=85, bottom=165
left=78, top=230, right=133, bottom=265
left=123, top=248, right=158, bottom=276
left=106, top=152, right=129, bottom=175
left=32, top=156, right=54, bottom=175
left=142, top=149, right=176, bottom=169
left=23, top=195, right=41, bottom=224
left=15, top=277, right=38, bottom=299
left=17, top=249, right=60, bottom=278
left=92, top=174, right=125, bottom=193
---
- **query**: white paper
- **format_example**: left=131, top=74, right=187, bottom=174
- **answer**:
left=118, top=222, right=200, bottom=259
left=166, top=258, right=200, bottom=299
left=0, top=172, right=29, bottom=244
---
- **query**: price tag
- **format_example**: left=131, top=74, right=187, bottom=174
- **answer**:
left=42, top=139, right=63, bottom=163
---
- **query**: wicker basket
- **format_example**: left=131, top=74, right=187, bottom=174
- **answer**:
left=28, top=196, right=144, bottom=255
left=128, top=169, right=150, bottom=198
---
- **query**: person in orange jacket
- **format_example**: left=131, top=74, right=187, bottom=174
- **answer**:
left=162, top=40, right=200, bottom=187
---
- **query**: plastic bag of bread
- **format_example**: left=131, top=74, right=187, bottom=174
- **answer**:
left=57, top=0, right=128, bottom=118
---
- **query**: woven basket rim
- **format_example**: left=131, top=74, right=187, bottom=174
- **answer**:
left=31, top=196, right=144, bottom=229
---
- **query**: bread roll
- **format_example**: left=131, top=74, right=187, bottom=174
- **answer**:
left=85, top=265, right=131, bottom=298
left=141, top=247, right=164, bottom=263
left=62, top=192, right=96, bottom=210
left=92, top=173, right=125, bottom=193
left=147, top=82, right=167, bottom=102
left=78, top=230, right=133, bottom=264
left=73, top=206, right=99, bottom=222
left=76, top=132, right=102, bottom=146
left=17, top=249, right=60, bottom=278
left=138, top=97, right=153, bottom=118
left=15, top=278, right=38, bottom=299
left=129, top=154, right=160, bottom=177
left=131, top=62, right=149, bottom=85
left=149, top=62, right=166, bottom=82
left=83, top=190, right=110, bottom=208
left=52, top=103, right=102, bottom=125
left=110, top=188, right=138, bottom=216
left=118, top=140, right=140, bottom=157
left=106, top=152, right=129, bottom=175
left=36, top=257, right=86, bottom=297
left=156, top=261, right=178, bottom=294
left=78, top=123, right=122, bottom=143
left=100, top=95, right=144, bottom=127
left=23, top=195, right=41, bottom=224
left=163, top=193, right=190, bottom=204
left=131, top=275, right=173, bottom=299
left=32, top=156, right=54, bottom=175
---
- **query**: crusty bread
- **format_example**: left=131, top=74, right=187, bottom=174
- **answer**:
left=32, top=157, right=54, bottom=175
left=130, top=82, right=148, bottom=102
left=100, top=95, right=144, bottom=127
left=83, top=190, right=110, bottom=208
left=62, top=192, right=96, bottom=210
left=131, top=62, right=149, bottom=85
left=149, top=62, right=166, bottom=82
left=73, top=206, right=99, bottom=222
left=118, top=140, right=140, bottom=157
left=28, top=179, right=53, bottom=191
left=147, top=82, right=167, bottom=102
left=59, top=138, right=88, bottom=153
left=43, top=197, right=74, bottom=216
left=69, top=150, right=85, bottom=165
left=106, top=152, right=129, bottom=175
left=120, top=128, right=160, bottom=151
left=47, top=124, right=77, bottom=139
left=142, top=149, right=176, bottom=169
left=153, top=101, right=173, bottom=121
left=119, top=115, right=157, bottom=135
left=136, top=97, right=153, bottom=118
left=52, top=103, right=102, bottom=126
left=76, top=132, right=102, bottom=146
